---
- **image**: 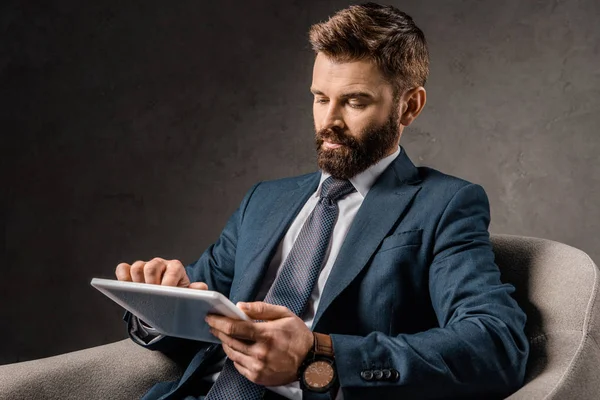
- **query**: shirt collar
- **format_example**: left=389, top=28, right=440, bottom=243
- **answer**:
left=317, top=146, right=401, bottom=198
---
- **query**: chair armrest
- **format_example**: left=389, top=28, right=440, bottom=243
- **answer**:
left=507, top=331, right=600, bottom=399
left=0, top=339, right=182, bottom=400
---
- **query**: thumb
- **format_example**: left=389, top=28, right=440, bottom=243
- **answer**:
left=237, top=302, right=293, bottom=320
left=188, top=282, right=208, bottom=290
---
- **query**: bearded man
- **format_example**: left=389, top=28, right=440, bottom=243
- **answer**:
left=116, top=3, right=529, bottom=399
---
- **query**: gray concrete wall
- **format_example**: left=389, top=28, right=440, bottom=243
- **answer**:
left=1, top=0, right=599, bottom=364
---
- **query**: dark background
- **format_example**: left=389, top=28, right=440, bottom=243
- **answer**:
left=1, top=0, right=599, bottom=365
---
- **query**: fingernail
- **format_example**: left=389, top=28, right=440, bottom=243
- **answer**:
left=237, top=302, right=248, bottom=310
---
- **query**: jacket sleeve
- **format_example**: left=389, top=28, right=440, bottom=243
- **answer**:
left=183, top=182, right=261, bottom=295
left=330, top=184, right=530, bottom=399
left=125, top=182, right=261, bottom=357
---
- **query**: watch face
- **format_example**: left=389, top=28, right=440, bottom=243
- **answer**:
left=303, top=360, right=335, bottom=390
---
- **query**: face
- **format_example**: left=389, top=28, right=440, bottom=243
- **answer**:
left=311, top=52, right=400, bottom=179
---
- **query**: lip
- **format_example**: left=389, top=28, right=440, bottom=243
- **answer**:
left=322, top=141, right=343, bottom=150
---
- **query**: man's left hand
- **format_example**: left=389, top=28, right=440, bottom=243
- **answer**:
left=205, top=302, right=313, bottom=386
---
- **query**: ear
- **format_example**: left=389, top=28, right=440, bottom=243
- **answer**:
left=399, top=86, right=426, bottom=126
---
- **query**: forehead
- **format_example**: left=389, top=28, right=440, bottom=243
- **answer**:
left=311, top=52, right=391, bottom=95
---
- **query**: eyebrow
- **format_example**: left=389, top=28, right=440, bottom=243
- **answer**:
left=310, top=88, right=375, bottom=99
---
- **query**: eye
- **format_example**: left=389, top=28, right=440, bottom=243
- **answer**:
left=314, top=98, right=329, bottom=104
left=347, top=101, right=367, bottom=109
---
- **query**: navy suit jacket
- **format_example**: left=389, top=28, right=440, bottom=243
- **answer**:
left=132, top=148, right=529, bottom=400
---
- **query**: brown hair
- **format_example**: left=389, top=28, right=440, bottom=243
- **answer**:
left=309, top=2, right=429, bottom=93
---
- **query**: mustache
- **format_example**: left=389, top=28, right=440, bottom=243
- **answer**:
left=315, top=127, right=358, bottom=147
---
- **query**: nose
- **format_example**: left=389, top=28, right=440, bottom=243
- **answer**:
left=322, top=103, right=345, bottom=130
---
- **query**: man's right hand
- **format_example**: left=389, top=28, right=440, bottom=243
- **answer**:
left=115, top=258, right=208, bottom=290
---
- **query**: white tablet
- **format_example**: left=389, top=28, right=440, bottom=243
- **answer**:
left=91, top=278, right=249, bottom=343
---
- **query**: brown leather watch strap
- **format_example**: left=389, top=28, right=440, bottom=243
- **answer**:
left=313, top=332, right=334, bottom=358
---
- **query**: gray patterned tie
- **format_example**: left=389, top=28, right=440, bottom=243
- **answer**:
left=205, top=177, right=356, bottom=399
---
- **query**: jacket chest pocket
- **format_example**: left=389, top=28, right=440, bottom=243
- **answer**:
left=378, top=229, right=422, bottom=253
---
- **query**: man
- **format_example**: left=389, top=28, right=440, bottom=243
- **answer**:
left=116, top=3, right=529, bottom=399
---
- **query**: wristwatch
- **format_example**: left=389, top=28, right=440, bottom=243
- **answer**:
left=299, top=332, right=337, bottom=393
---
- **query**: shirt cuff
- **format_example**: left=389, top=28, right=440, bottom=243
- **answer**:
left=129, top=315, right=165, bottom=345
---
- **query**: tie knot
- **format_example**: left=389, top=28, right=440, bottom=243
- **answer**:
left=320, top=177, right=356, bottom=203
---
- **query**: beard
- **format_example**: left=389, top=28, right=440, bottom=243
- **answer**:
left=315, top=113, right=399, bottom=180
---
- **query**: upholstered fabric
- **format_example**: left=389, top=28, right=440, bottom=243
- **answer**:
left=0, top=338, right=181, bottom=400
left=493, top=235, right=600, bottom=399
left=0, top=234, right=598, bottom=399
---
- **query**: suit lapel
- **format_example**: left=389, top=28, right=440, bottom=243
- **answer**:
left=230, top=173, right=320, bottom=304
left=312, top=150, right=422, bottom=328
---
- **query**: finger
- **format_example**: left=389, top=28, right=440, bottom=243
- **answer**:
left=220, top=343, right=263, bottom=382
left=160, top=259, right=186, bottom=286
left=232, top=360, right=262, bottom=385
left=115, top=263, right=132, bottom=281
left=130, top=261, right=146, bottom=283
left=210, top=328, right=252, bottom=356
left=237, top=302, right=293, bottom=320
left=188, top=282, right=208, bottom=290
left=211, top=327, right=270, bottom=363
left=143, top=258, right=167, bottom=285
left=205, top=315, right=258, bottom=342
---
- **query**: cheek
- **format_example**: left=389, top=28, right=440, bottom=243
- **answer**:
left=343, top=117, right=370, bottom=138
left=348, top=110, right=389, bottom=135
left=312, top=105, right=322, bottom=130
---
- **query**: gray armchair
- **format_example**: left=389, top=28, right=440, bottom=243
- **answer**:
left=1, top=235, right=599, bottom=399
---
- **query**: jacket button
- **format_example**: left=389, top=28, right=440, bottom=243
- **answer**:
left=360, top=370, right=374, bottom=381
left=382, top=369, right=392, bottom=380
left=390, top=369, right=400, bottom=382
left=373, top=369, right=383, bottom=380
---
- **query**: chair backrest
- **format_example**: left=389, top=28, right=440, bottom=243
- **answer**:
left=491, top=234, right=600, bottom=399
